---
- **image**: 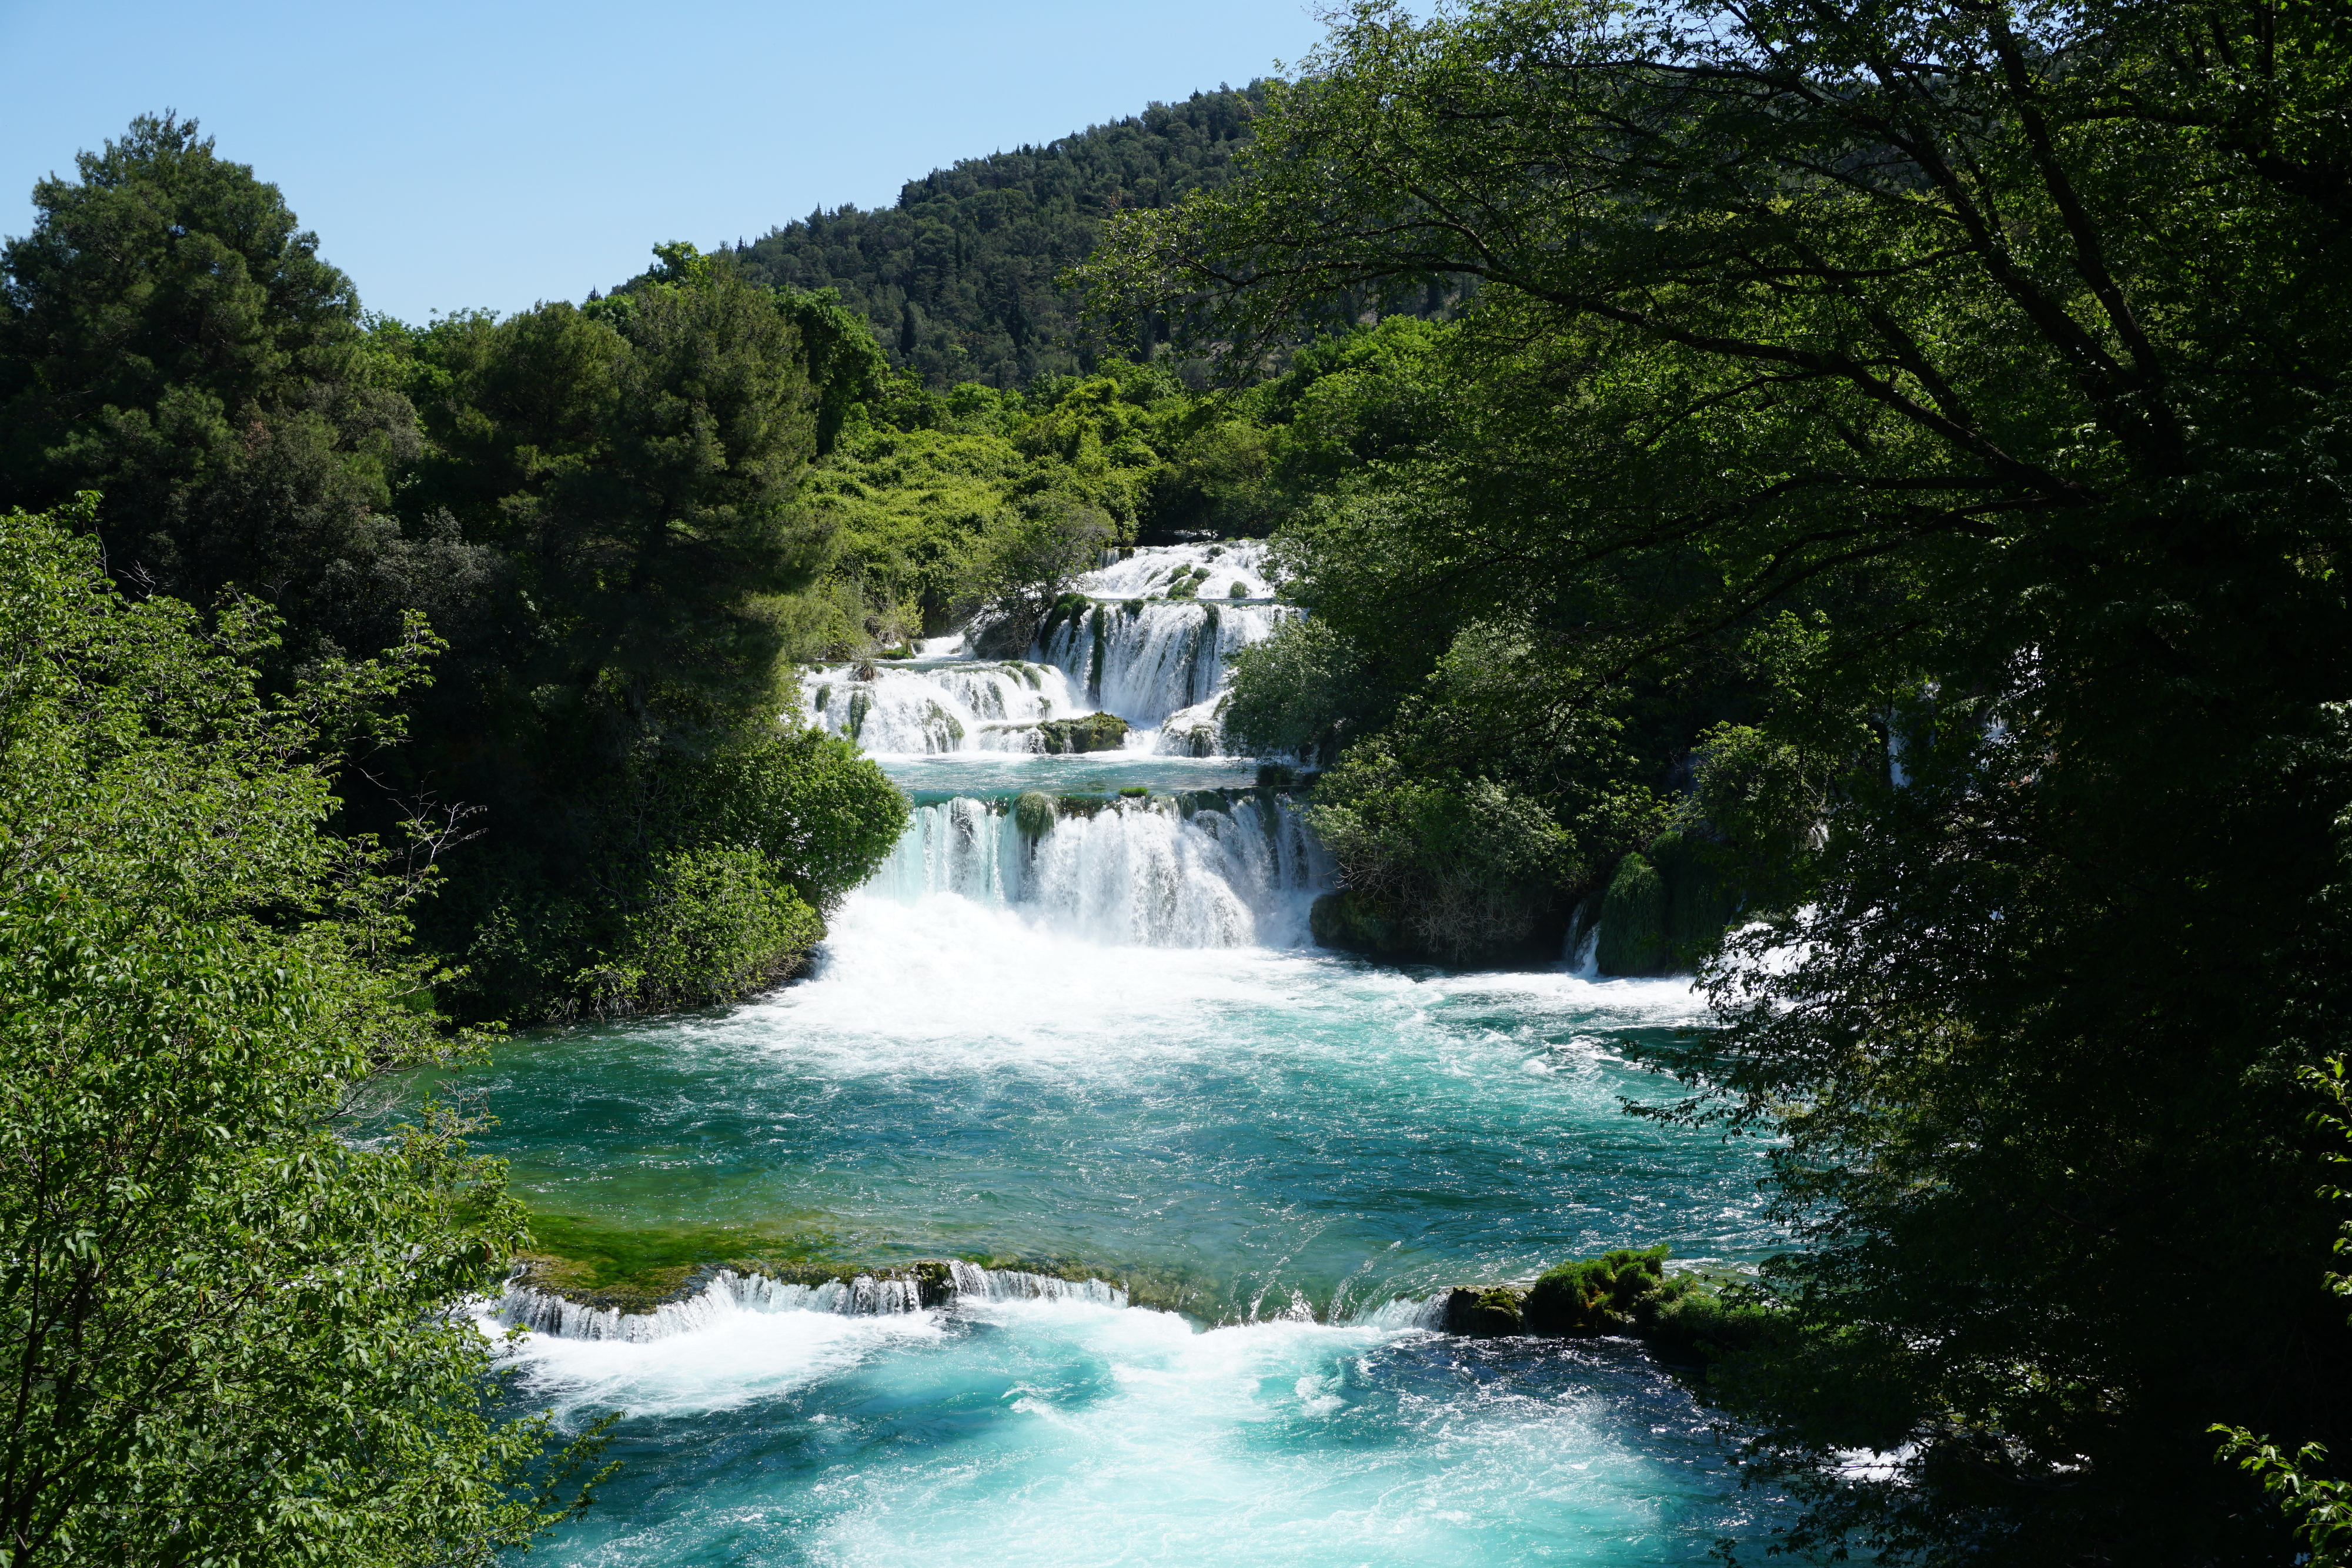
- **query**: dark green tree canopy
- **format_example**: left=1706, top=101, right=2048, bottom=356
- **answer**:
left=1088, top=3, right=2352, bottom=1562
left=0, top=113, right=444, bottom=667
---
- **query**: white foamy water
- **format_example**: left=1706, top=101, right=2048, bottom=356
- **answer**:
left=795, top=544, right=1293, bottom=756
left=867, top=791, right=1328, bottom=947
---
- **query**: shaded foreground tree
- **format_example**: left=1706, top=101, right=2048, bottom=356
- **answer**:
left=1086, top=1, right=2352, bottom=1560
left=0, top=501, right=608, bottom=1566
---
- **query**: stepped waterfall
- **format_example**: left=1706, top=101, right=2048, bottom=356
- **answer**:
left=462, top=543, right=1788, bottom=1566
left=799, top=541, right=1290, bottom=757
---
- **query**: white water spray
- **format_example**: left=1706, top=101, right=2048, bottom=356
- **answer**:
left=867, top=791, right=1329, bottom=947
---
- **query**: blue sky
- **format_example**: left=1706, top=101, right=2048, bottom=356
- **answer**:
left=0, top=0, right=1325, bottom=322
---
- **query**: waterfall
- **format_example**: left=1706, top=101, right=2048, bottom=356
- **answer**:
left=1033, top=599, right=1290, bottom=738
left=867, top=791, right=1330, bottom=947
left=493, top=1269, right=924, bottom=1343
left=494, top=1262, right=1129, bottom=1342
left=1351, top=1293, right=1452, bottom=1331
left=794, top=546, right=1291, bottom=756
left=801, top=660, right=1081, bottom=754
left=949, top=1260, right=1128, bottom=1307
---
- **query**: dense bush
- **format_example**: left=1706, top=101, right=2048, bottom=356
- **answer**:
left=0, top=502, right=605, bottom=1563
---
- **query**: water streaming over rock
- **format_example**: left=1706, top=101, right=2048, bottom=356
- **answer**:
left=868, top=790, right=1328, bottom=947
left=495, top=1263, right=1130, bottom=1343
left=946, top=1260, right=1128, bottom=1307
left=796, top=544, right=1292, bottom=756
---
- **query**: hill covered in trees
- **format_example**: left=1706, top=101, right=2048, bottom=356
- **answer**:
left=728, top=86, right=1264, bottom=389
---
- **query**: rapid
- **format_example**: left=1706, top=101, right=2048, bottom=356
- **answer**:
left=457, top=545, right=1789, bottom=1565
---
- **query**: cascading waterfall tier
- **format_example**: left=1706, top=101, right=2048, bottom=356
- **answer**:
left=947, top=1260, right=1128, bottom=1307
left=794, top=544, right=1292, bottom=757
left=493, top=1263, right=1128, bottom=1342
left=801, top=660, right=1081, bottom=755
left=1033, top=597, right=1289, bottom=748
left=869, top=789, right=1329, bottom=947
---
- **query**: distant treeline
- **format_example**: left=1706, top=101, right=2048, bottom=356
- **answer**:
left=724, top=84, right=1459, bottom=389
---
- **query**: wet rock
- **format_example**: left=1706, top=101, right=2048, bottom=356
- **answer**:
left=1014, top=790, right=1057, bottom=838
left=1038, top=711, right=1130, bottom=754
left=1442, top=1285, right=1526, bottom=1337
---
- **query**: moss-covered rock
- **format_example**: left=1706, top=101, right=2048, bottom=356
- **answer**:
left=1644, top=1284, right=1785, bottom=1364
left=1164, top=722, right=1219, bottom=757
left=910, top=1259, right=955, bottom=1308
left=1523, top=1243, right=1676, bottom=1336
left=1652, top=831, right=1742, bottom=958
left=1014, top=790, right=1057, bottom=838
left=1593, top=836, right=1742, bottom=976
left=1038, top=711, right=1130, bottom=754
left=1443, top=1285, right=1526, bottom=1336
left=1595, top=852, right=1668, bottom=975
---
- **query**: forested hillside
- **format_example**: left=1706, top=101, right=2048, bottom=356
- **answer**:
left=731, top=87, right=1265, bottom=387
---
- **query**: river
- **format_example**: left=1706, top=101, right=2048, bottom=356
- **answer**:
left=457, top=545, right=1790, bottom=1564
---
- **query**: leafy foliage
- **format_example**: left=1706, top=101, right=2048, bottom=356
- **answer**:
left=1088, top=0, right=2352, bottom=1560
left=0, top=500, right=607, bottom=1565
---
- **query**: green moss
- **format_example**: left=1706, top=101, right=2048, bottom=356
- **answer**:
left=1119, top=785, right=1150, bottom=798
left=1645, top=1286, right=1786, bottom=1364
left=1522, top=1244, right=1684, bottom=1336
left=846, top=688, right=873, bottom=743
left=1038, top=711, right=1130, bottom=754
left=1014, top=789, right=1057, bottom=838
left=1443, top=1285, right=1526, bottom=1336
left=517, top=1212, right=836, bottom=1313
left=1651, top=830, right=1742, bottom=961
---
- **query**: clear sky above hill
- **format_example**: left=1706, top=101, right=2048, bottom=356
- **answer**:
left=0, top=0, right=1322, bottom=323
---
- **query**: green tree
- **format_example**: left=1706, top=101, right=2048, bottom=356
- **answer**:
left=0, top=115, right=477, bottom=671
left=0, top=499, right=607, bottom=1565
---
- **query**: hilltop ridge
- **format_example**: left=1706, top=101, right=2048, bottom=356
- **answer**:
left=729, top=85, right=1266, bottom=388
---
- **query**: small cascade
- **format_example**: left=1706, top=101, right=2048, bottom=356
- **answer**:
left=1034, top=598, right=1290, bottom=740
left=949, top=1260, right=1128, bottom=1307
left=801, top=660, right=1080, bottom=754
left=493, top=1262, right=1135, bottom=1342
left=868, top=791, right=1330, bottom=947
left=796, top=545, right=1292, bottom=756
left=493, top=1269, right=923, bottom=1343
left=1351, top=1293, right=1452, bottom=1331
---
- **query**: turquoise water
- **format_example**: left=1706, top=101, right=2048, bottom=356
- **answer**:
left=460, top=876, right=1788, bottom=1564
